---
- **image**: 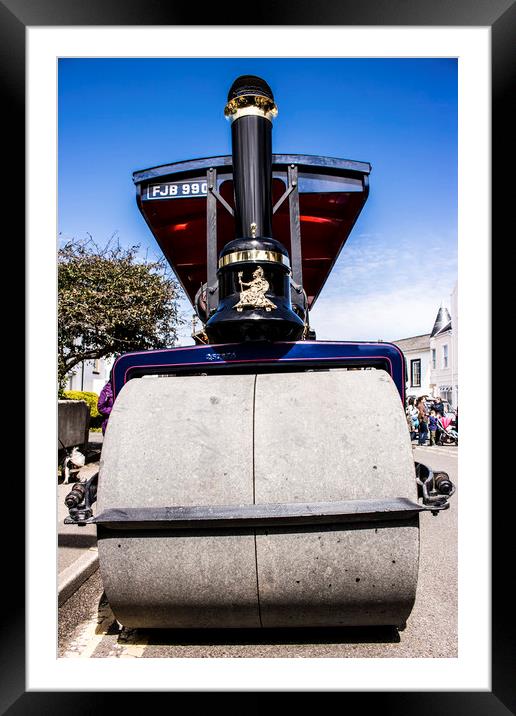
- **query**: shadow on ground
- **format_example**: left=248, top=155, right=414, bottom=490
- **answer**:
left=141, top=625, right=401, bottom=646
left=58, top=534, right=97, bottom=549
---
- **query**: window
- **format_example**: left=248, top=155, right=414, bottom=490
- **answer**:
left=410, top=359, right=421, bottom=387
left=443, top=345, right=448, bottom=368
left=93, top=358, right=100, bottom=375
left=431, top=349, right=436, bottom=369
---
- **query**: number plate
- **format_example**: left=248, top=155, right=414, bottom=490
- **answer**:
left=144, top=180, right=208, bottom=200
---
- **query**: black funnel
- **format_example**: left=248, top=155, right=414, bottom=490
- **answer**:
left=205, top=75, right=305, bottom=343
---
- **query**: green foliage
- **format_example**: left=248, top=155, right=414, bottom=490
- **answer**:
left=63, top=389, right=103, bottom=429
left=58, top=236, right=184, bottom=391
left=63, top=390, right=100, bottom=417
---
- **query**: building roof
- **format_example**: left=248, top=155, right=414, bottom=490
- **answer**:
left=431, top=302, right=452, bottom=337
left=391, top=334, right=431, bottom=352
left=435, top=320, right=452, bottom=335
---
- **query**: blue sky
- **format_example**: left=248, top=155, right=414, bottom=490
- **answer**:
left=58, top=57, right=457, bottom=344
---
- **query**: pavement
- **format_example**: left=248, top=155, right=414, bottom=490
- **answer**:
left=57, top=432, right=102, bottom=606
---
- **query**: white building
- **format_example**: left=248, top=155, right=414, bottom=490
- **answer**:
left=429, top=284, right=458, bottom=408
left=450, top=282, right=458, bottom=408
left=392, top=334, right=431, bottom=399
left=393, top=282, right=458, bottom=408
left=66, top=355, right=115, bottom=395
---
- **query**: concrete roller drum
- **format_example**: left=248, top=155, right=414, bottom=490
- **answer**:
left=97, top=369, right=419, bottom=629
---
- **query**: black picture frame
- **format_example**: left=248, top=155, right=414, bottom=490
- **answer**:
left=7, top=0, right=510, bottom=711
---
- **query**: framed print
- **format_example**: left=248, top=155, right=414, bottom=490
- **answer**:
left=6, top=0, right=511, bottom=710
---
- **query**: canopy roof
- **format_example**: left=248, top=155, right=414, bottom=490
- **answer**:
left=133, top=154, right=370, bottom=309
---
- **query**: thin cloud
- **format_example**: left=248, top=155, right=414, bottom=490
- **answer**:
left=311, top=283, right=456, bottom=342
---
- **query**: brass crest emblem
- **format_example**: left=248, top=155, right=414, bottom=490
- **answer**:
left=234, top=266, right=277, bottom=312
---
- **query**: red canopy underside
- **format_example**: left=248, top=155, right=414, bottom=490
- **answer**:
left=139, top=178, right=365, bottom=308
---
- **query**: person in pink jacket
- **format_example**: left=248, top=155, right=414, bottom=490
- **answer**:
left=97, top=380, right=114, bottom=435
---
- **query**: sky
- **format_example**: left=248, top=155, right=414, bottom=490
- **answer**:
left=58, top=57, right=457, bottom=344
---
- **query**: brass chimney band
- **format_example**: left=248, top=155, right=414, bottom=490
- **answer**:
left=224, top=94, right=278, bottom=123
left=218, top=249, right=290, bottom=269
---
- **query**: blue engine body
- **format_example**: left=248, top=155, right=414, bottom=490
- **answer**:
left=111, top=340, right=406, bottom=403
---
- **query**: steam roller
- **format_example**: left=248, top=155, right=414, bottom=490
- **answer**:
left=65, top=75, right=455, bottom=630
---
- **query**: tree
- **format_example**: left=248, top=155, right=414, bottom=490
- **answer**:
left=58, top=236, right=184, bottom=393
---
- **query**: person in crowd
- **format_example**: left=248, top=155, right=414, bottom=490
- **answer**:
left=433, top=397, right=445, bottom=416
left=406, top=409, right=413, bottom=437
left=428, top=408, right=438, bottom=446
left=97, top=379, right=114, bottom=435
left=405, top=399, right=413, bottom=437
left=406, top=397, right=419, bottom=442
left=417, top=397, right=429, bottom=446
